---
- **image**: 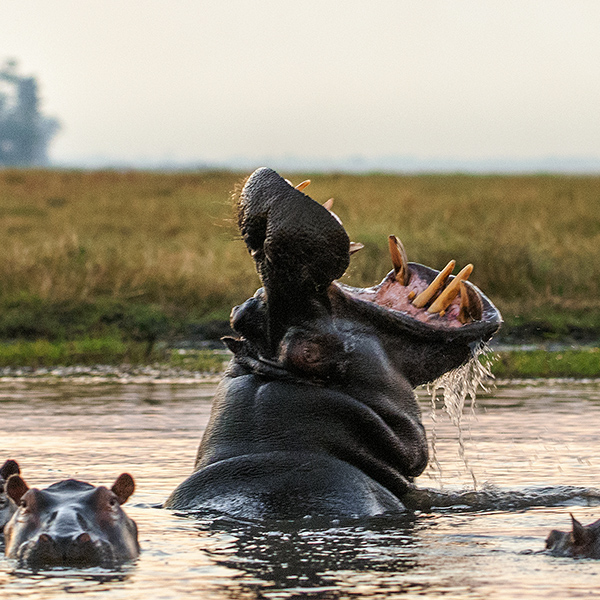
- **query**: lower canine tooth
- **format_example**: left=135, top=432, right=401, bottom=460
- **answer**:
left=427, top=263, right=473, bottom=314
left=412, top=260, right=456, bottom=308
left=388, top=235, right=410, bottom=285
left=458, top=280, right=484, bottom=323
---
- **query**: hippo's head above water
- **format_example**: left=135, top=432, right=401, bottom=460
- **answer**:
left=546, top=514, right=600, bottom=559
left=166, top=167, right=502, bottom=519
left=4, top=473, right=139, bottom=569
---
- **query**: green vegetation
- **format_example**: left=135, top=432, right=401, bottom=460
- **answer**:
left=0, top=169, right=599, bottom=374
left=492, top=348, right=600, bottom=378
left=0, top=339, right=228, bottom=373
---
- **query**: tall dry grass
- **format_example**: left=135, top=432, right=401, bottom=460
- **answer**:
left=1, top=170, right=255, bottom=317
left=2, top=169, right=600, bottom=323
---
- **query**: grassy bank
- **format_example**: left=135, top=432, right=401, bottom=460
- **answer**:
left=0, top=341, right=597, bottom=379
left=492, top=348, right=600, bottom=378
left=0, top=169, right=599, bottom=373
left=0, top=338, right=229, bottom=373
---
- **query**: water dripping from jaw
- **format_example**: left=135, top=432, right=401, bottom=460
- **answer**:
left=426, top=343, right=496, bottom=490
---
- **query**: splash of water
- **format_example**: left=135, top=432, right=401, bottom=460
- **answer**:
left=426, top=343, right=496, bottom=489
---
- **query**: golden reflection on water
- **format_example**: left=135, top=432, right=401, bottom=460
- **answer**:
left=1, top=379, right=600, bottom=599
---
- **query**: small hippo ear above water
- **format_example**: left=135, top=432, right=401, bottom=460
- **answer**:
left=570, top=513, right=589, bottom=545
left=6, top=474, right=29, bottom=504
left=0, top=459, right=20, bottom=480
left=112, top=473, right=135, bottom=505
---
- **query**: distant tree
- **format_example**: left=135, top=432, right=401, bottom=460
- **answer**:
left=0, top=59, right=60, bottom=166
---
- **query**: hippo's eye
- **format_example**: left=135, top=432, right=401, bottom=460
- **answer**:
left=109, top=497, right=117, bottom=507
left=19, top=499, right=27, bottom=509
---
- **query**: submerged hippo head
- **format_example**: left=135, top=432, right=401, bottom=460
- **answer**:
left=546, top=514, right=600, bottom=559
left=0, top=459, right=20, bottom=531
left=4, top=473, right=139, bottom=569
left=166, top=168, right=501, bottom=519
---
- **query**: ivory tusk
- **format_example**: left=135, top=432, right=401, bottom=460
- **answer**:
left=412, top=260, right=456, bottom=308
left=427, top=263, right=473, bottom=314
left=388, top=235, right=410, bottom=285
left=323, top=198, right=334, bottom=211
left=458, top=280, right=484, bottom=323
left=349, top=242, right=365, bottom=255
left=295, top=180, right=311, bottom=191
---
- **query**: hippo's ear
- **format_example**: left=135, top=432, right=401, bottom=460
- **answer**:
left=570, top=513, right=589, bottom=545
left=6, top=474, right=29, bottom=504
left=1, top=459, right=20, bottom=480
left=112, top=473, right=135, bottom=505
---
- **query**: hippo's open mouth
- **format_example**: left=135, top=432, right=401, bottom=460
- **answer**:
left=305, top=195, right=502, bottom=344
left=329, top=238, right=501, bottom=344
left=232, top=169, right=501, bottom=361
left=341, top=238, right=481, bottom=327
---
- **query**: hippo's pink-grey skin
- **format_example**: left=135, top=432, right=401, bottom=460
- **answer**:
left=4, top=473, right=139, bottom=569
left=546, top=514, right=600, bottom=559
left=166, top=168, right=502, bottom=519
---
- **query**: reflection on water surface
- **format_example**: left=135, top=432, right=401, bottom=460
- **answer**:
left=1, top=379, right=600, bottom=599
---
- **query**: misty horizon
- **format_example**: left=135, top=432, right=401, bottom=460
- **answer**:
left=4, top=2, right=600, bottom=175
left=48, top=153, right=600, bottom=174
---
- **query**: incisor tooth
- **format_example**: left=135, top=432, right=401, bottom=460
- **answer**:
left=458, top=280, right=484, bottom=323
left=349, top=242, right=364, bottom=255
left=388, top=235, right=410, bottom=285
left=323, top=198, right=334, bottom=211
left=427, top=263, right=474, bottom=314
left=295, top=180, right=311, bottom=191
left=412, top=260, right=456, bottom=308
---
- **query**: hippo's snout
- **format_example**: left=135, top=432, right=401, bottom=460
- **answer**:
left=19, top=530, right=108, bottom=568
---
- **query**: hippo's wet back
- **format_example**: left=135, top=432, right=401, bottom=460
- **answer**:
left=165, top=167, right=502, bottom=519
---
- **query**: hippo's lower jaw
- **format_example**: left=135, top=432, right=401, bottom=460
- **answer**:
left=16, top=535, right=117, bottom=570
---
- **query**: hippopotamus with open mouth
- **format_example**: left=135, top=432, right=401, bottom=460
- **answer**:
left=166, top=167, right=502, bottom=519
left=4, top=472, right=139, bottom=569
left=546, top=514, right=600, bottom=559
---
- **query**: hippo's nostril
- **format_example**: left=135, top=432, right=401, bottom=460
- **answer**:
left=38, top=533, right=53, bottom=545
left=75, top=532, right=92, bottom=544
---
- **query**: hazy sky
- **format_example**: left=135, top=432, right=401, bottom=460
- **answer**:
left=3, top=1, right=600, bottom=165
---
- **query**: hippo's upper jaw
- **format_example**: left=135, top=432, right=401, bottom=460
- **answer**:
left=166, top=168, right=502, bottom=519
left=231, top=167, right=501, bottom=387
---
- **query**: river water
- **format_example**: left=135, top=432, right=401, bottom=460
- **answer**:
left=1, top=377, right=599, bottom=599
